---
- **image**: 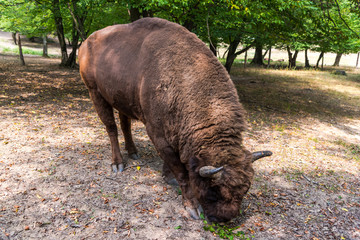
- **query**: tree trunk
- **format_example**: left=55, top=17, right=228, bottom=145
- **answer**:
left=225, top=42, right=253, bottom=73
left=42, top=35, right=48, bottom=57
left=356, top=52, right=359, bottom=68
left=251, top=41, right=264, bottom=65
left=291, top=50, right=299, bottom=67
left=128, top=6, right=153, bottom=22
left=225, top=38, right=241, bottom=73
left=65, top=40, right=78, bottom=67
left=12, top=32, right=17, bottom=45
left=305, top=48, right=311, bottom=68
left=244, top=50, right=247, bottom=68
left=181, top=1, right=200, bottom=31
left=267, top=47, right=272, bottom=68
left=286, top=46, right=299, bottom=68
left=183, top=18, right=195, bottom=31
left=316, top=52, right=324, bottom=68
left=65, top=23, right=80, bottom=68
left=52, top=0, right=68, bottom=66
left=16, top=33, right=25, bottom=66
left=287, top=46, right=292, bottom=68
left=129, top=7, right=141, bottom=22
left=333, top=53, right=342, bottom=66
left=321, top=53, right=324, bottom=69
left=142, top=9, right=153, bottom=17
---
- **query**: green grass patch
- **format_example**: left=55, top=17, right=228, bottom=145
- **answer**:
left=273, top=124, right=287, bottom=132
left=1, top=46, right=55, bottom=57
left=201, top=214, right=252, bottom=240
left=334, top=140, right=360, bottom=161
left=2, top=46, right=41, bottom=56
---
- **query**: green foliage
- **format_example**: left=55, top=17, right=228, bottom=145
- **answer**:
left=0, top=0, right=359, bottom=68
left=200, top=214, right=252, bottom=240
left=0, top=0, right=54, bottom=35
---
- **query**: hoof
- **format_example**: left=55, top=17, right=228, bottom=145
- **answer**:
left=197, top=205, right=204, bottom=217
left=186, top=206, right=200, bottom=220
left=185, top=205, right=203, bottom=220
left=111, top=163, right=124, bottom=173
left=129, top=153, right=140, bottom=160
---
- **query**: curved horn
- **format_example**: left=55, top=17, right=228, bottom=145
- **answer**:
left=199, top=166, right=224, bottom=178
left=252, top=151, right=273, bottom=162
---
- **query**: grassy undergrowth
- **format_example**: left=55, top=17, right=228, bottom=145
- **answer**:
left=0, top=46, right=56, bottom=57
left=333, top=139, right=360, bottom=161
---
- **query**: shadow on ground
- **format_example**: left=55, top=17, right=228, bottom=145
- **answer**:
left=1, top=55, right=359, bottom=239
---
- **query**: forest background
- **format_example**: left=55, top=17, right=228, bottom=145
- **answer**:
left=1, top=0, right=360, bottom=71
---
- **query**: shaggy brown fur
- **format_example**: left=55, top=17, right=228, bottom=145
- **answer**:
left=79, top=17, right=254, bottom=222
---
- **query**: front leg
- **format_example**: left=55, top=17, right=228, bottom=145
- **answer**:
left=145, top=123, right=202, bottom=219
left=157, top=146, right=202, bottom=219
left=162, top=161, right=178, bottom=186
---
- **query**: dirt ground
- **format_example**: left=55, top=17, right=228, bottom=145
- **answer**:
left=1, top=41, right=360, bottom=239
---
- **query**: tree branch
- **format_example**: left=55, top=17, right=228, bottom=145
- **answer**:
left=67, top=2, right=87, bottom=40
left=334, top=0, right=360, bottom=38
left=302, top=173, right=319, bottom=185
left=234, top=42, right=255, bottom=56
left=326, top=1, right=337, bottom=27
left=206, top=9, right=216, bottom=53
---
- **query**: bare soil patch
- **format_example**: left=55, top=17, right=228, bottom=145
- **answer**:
left=0, top=55, right=359, bottom=240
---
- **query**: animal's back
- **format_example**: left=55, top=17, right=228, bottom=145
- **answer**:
left=79, top=17, right=209, bottom=121
left=79, top=17, right=242, bottom=146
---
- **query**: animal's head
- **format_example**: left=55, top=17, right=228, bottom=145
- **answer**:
left=189, top=150, right=272, bottom=222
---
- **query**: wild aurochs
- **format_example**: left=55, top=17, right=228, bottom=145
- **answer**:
left=78, top=17, right=272, bottom=222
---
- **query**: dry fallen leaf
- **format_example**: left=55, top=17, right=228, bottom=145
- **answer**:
left=70, top=209, right=80, bottom=214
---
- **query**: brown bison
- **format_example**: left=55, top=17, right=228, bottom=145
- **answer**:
left=79, top=17, right=272, bottom=222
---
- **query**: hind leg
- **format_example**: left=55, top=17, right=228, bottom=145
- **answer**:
left=158, top=145, right=201, bottom=219
left=119, top=114, right=139, bottom=160
left=88, top=89, right=124, bottom=173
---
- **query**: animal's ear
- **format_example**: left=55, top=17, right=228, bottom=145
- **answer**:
left=189, top=156, right=200, bottom=173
